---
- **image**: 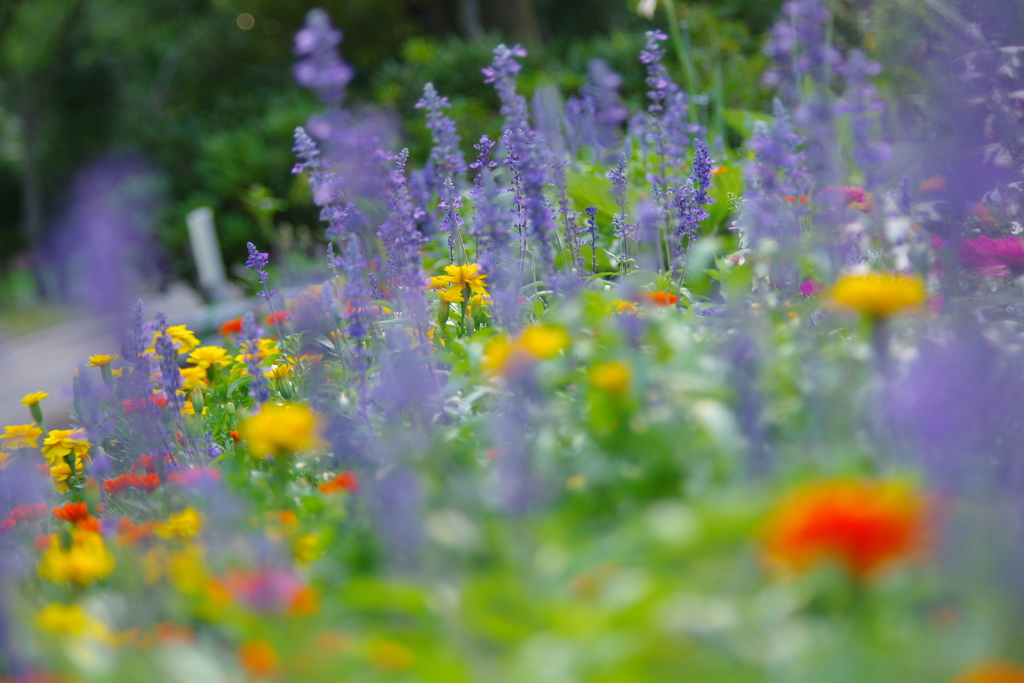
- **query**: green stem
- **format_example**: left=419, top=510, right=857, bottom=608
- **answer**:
left=663, top=0, right=698, bottom=123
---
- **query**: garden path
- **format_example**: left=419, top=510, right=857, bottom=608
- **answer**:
left=0, top=284, right=205, bottom=430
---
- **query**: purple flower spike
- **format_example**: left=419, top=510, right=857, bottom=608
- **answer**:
left=293, top=9, right=353, bottom=104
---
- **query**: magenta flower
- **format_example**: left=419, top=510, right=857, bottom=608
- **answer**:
left=959, top=235, right=1024, bottom=276
left=800, top=278, right=825, bottom=297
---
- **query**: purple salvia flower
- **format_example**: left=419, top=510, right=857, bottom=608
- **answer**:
left=378, top=149, right=426, bottom=293
left=482, top=44, right=530, bottom=136
left=292, top=8, right=353, bottom=104
left=563, top=95, right=596, bottom=157
left=899, top=176, right=913, bottom=215
left=339, top=234, right=372, bottom=340
left=415, top=83, right=467, bottom=191
left=240, top=312, right=270, bottom=406
left=468, top=135, right=509, bottom=258
left=691, top=137, right=715, bottom=207
left=836, top=50, right=891, bottom=193
left=586, top=59, right=628, bottom=130
left=439, top=177, right=465, bottom=264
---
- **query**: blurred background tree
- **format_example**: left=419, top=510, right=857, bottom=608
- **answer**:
left=0, top=0, right=784, bottom=304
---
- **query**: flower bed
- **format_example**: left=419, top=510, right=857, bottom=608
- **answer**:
left=2, top=1, right=1024, bottom=681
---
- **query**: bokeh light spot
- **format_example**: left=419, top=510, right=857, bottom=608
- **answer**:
left=236, top=13, right=255, bottom=30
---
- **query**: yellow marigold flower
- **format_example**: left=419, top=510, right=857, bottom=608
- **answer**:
left=439, top=263, right=488, bottom=296
left=239, top=403, right=321, bottom=458
left=438, top=287, right=465, bottom=304
left=21, top=391, right=48, bottom=407
left=181, top=401, right=208, bottom=417
left=41, top=429, right=90, bottom=465
left=150, top=325, right=200, bottom=356
left=610, top=300, right=640, bottom=315
left=111, top=368, right=124, bottom=378
left=156, top=507, right=202, bottom=540
left=180, top=365, right=210, bottom=390
left=590, top=360, right=631, bottom=395
left=482, top=335, right=515, bottom=376
left=427, top=275, right=450, bottom=290
left=38, top=530, right=116, bottom=585
left=953, top=661, right=1024, bottom=683
left=762, top=479, right=930, bottom=581
left=829, top=273, right=927, bottom=318
left=50, top=457, right=84, bottom=494
left=0, top=452, right=12, bottom=470
left=2, top=423, right=43, bottom=449
left=264, top=364, right=294, bottom=380
left=469, top=294, right=490, bottom=309
left=519, top=325, right=570, bottom=359
left=87, top=354, right=118, bottom=367
left=36, top=603, right=94, bottom=636
left=188, top=346, right=232, bottom=369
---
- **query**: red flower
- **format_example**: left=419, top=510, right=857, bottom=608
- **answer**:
left=265, top=310, right=291, bottom=326
left=218, top=317, right=244, bottom=336
left=0, top=518, right=15, bottom=535
left=122, top=398, right=147, bottom=414
left=318, top=471, right=359, bottom=494
left=10, top=503, right=48, bottom=523
left=132, top=455, right=155, bottom=474
left=52, top=502, right=97, bottom=525
left=644, top=291, right=677, bottom=307
left=230, top=430, right=240, bottom=443
left=150, top=394, right=169, bottom=409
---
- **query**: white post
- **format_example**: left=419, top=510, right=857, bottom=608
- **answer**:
left=186, top=207, right=228, bottom=301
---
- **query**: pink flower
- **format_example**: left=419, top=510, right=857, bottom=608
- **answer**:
left=800, top=278, right=825, bottom=298
left=960, top=236, right=1024, bottom=276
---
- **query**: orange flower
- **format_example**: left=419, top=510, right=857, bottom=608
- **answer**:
left=953, top=662, right=1024, bottom=683
left=219, top=317, right=244, bottom=336
left=319, top=471, right=359, bottom=494
left=10, top=503, right=48, bottom=523
left=643, top=290, right=677, bottom=306
left=265, top=310, right=291, bottom=326
left=762, top=479, right=930, bottom=580
left=52, top=502, right=99, bottom=527
left=238, top=639, right=280, bottom=678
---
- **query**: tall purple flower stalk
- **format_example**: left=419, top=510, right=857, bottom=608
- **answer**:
left=241, top=312, right=270, bottom=407
left=485, top=45, right=555, bottom=280
left=837, top=50, right=891, bottom=193
left=246, top=242, right=284, bottom=340
left=416, top=83, right=466, bottom=195
left=293, top=8, right=353, bottom=104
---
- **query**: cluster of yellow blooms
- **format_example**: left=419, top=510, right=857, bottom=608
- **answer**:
left=483, top=325, right=571, bottom=377
left=429, top=263, right=489, bottom=305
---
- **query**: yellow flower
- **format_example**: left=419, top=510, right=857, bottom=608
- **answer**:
left=36, top=603, right=89, bottom=635
left=21, top=391, right=48, bottom=407
left=519, top=325, right=570, bottom=359
left=438, top=287, right=465, bottom=304
left=87, top=354, right=118, bottom=367
left=150, top=325, right=200, bottom=355
left=294, top=533, right=324, bottom=565
left=111, top=368, right=124, bottom=378
left=590, top=361, right=631, bottom=395
left=829, top=273, right=927, bottom=318
left=264, top=364, right=294, bottom=380
left=156, top=508, right=202, bottom=540
left=482, top=335, right=515, bottom=376
left=188, top=346, right=232, bottom=369
left=50, top=457, right=84, bottom=493
left=239, top=403, right=321, bottom=458
left=38, top=530, right=116, bottom=585
left=438, top=263, right=488, bottom=296
left=469, top=294, right=491, bottom=309
left=427, top=275, right=450, bottom=290
left=180, top=365, right=210, bottom=390
left=0, top=452, right=11, bottom=470
left=181, top=401, right=207, bottom=417
left=610, top=300, right=640, bottom=315
left=41, top=429, right=90, bottom=465
left=1, top=423, right=43, bottom=449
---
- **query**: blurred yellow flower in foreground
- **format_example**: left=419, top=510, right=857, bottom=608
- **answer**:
left=1, top=423, right=43, bottom=449
left=87, top=354, right=118, bottom=367
left=240, top=403, right=321, bottom=458
left=829, top=273, right=926, bottom=318
left=156, top=508, right=202, bottom=540
left=41, top=429, right=90, bottom=465
left=50, top=456, right=85, bottom=493
left=483, top=325, right=571, bottom=377
left=21, top=391, right=48, bottom=407
left=38, top=530, right=115, bottom=585
left=590, top=360, right=631, bottom=396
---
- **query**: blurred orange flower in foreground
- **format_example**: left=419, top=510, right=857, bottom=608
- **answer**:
left=239, top=639, right=280, bottom=678
left=953, top=661, right=1024, bottom=683
left=762, top=479, right=930, bottom=580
